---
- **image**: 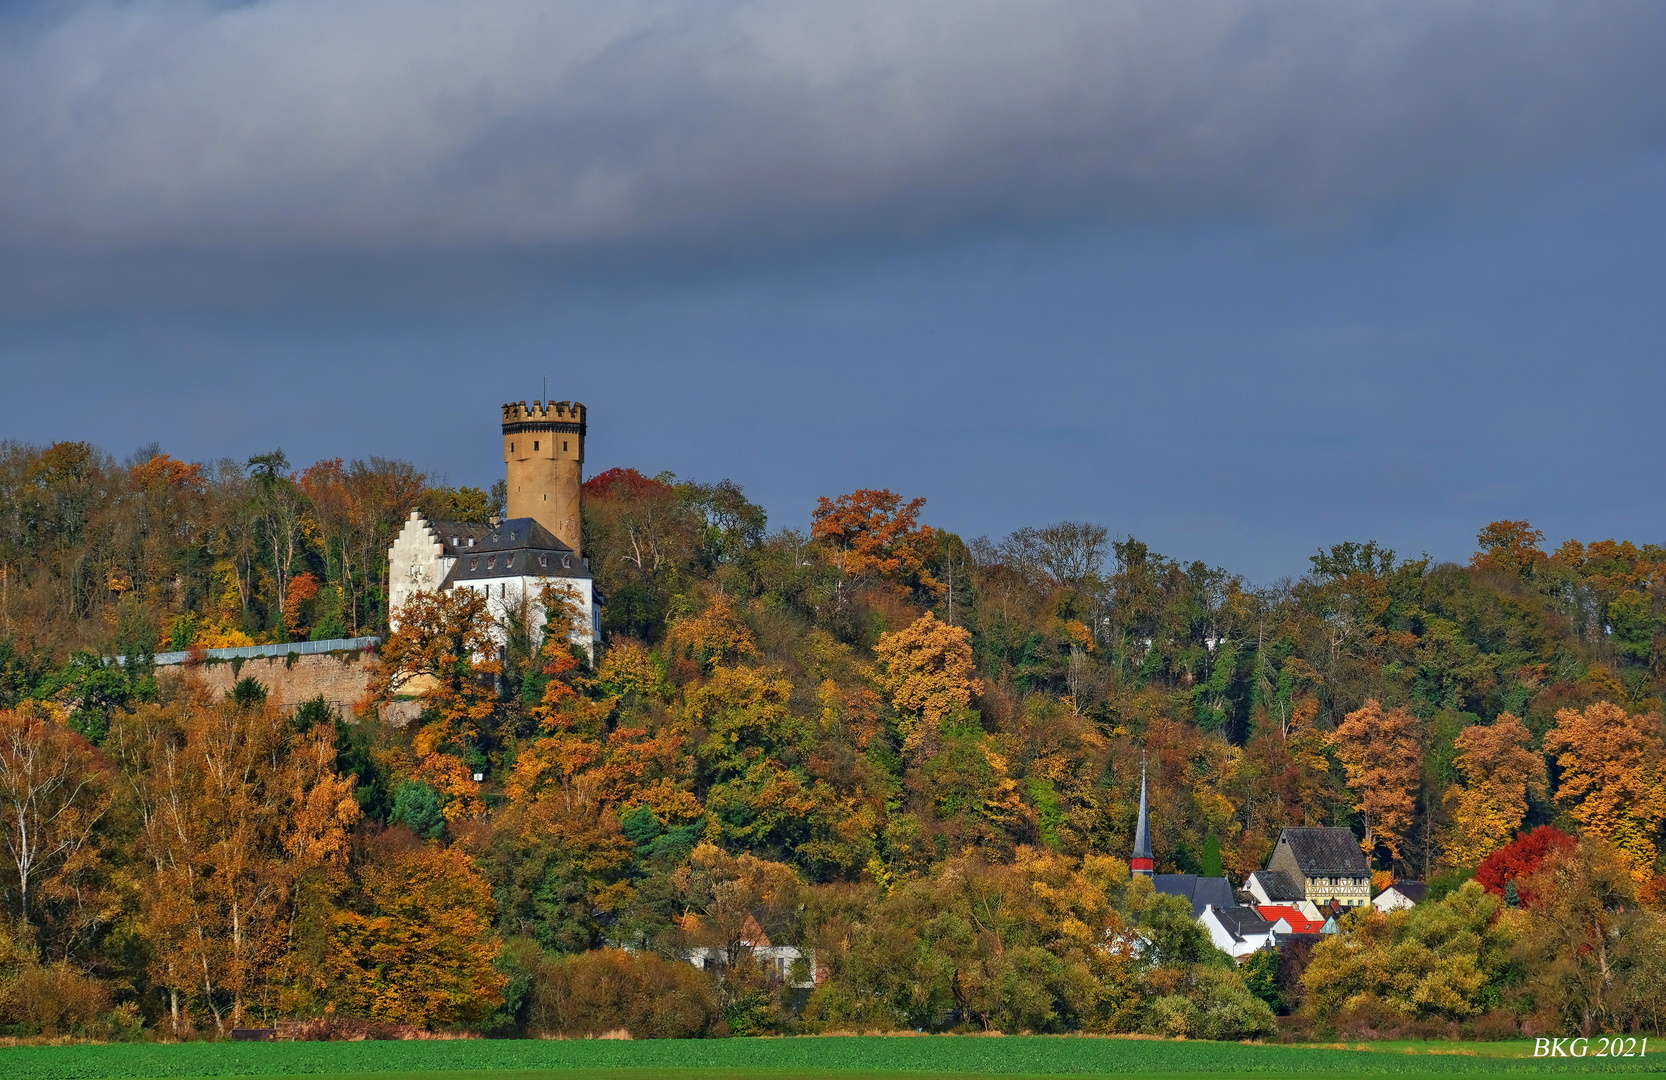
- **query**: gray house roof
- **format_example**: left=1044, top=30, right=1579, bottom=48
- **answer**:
left=443, top=518, right=591, bottom=584
left=1277, top=827, right=1370, bottom=874
left=1248, top=869, right=1306, bottom=902
left=1209, top=905, right=1274, bottom=943
left=429, top=520, right=496, bottom=554
left=1386, top=881, right=1428, bottom=902
left=1153, top=874, right=1236, bottom=919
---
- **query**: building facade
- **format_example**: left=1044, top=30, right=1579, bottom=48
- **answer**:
left=1265, top=827, right=1372, bottom=908
left=388, top=400, right=601, bottom=655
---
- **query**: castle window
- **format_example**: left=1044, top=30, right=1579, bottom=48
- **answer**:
left=563, top=441, right=568, bottom=451
left=510, top=442, right=514, bottom=452
left=534, top=441, right=539, bottom=450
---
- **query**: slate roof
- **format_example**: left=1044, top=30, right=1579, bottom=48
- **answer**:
left=1248, top=869, right=1306, bottom=902
left=1132, top=766, right=1153, bottom=862
left=1153, top=874, right=1236, bottom=919
left=443, top=518, right=591, bottom=583
left=1278, top=827, right=1370, bottom=874
left=428, top=520, right=496, bottom=555
left=1385, top=881, right=1428, bottom=902
left=1208, top=905, right=1274, bottom=943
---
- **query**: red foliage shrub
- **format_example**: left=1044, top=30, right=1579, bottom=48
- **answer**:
left=1475, top=826, right=1575, bottom=904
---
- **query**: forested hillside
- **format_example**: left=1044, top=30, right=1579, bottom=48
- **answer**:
left=3, top=439, right=1666, bottom=1039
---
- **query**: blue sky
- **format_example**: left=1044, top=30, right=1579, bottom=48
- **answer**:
left=2, top=1, right=1663, bottom=582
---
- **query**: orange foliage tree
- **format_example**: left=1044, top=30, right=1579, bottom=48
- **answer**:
left=1544, top=701, right=1666, bottom=881
left=1443, top=711, right=1547, bottom=868
left=811, top=489, right=941, bottom=595
left=118, top=694, right=360, bottom=1033
left=373, top=588, right=501, bottom=821
left=1471, top=520, right=1547, bottom=577
left=1330, top=699, right=1422, bottom=865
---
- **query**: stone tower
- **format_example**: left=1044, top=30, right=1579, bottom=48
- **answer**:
left=502, top=400, right=586, bottom=556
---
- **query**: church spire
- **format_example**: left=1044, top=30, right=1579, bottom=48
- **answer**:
left=1132, top=757, right=1154, bottom=876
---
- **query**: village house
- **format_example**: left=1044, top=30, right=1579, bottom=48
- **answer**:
left=1372, top=880, right=1428, bottom=912
left=1264, top=826, right=1372, bottom=909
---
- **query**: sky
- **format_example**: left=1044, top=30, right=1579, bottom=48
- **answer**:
left=1, top=0, right=1664, bottom=583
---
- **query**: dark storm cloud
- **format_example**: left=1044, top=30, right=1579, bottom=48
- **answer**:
left=0, top=0, right=1663, bottom=306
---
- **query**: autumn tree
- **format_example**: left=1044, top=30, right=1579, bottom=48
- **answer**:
left=1471, top=520, right=1546, bottom=577
left=811, top=489, right=941, bottom=596
left=1475, top=825, right=1575, bottom=905
left=1544, top=701, right=1666, bottom=881
left=873, top=612, right=984, bottom=757
left=1330, top=699, right=1422, bottom=866
left=123, top=694, right=359, bottom=1032
left=373, top=588, right=502, bottom=821
left=1443, top=712, right=1547, bottom=868
left=0, top=707, right=110, bottom=939
left=1518, top=839, right=1666, bottom=1035
left=327, top=838, right=506, bottom=1028
left=1299, top=881, right=1515, bottom=1027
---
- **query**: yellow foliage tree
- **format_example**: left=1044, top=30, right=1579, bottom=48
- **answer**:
left=1544, top=701, right=1666, bottom=882
left=873, top=612, right=984, bottom=757
left=1443, top=712, right=1546, bottom=868
left=1331, top=699, right=1422, bottom=865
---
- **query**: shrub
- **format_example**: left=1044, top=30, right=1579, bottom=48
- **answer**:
left=528, top=948, right=721, bottom=1039
left=0, top=958, right=113, bottom=1036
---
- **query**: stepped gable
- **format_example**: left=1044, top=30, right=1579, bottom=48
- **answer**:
left=1279, top=826, right=1370, bottom=873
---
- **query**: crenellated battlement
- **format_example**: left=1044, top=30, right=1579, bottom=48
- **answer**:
left=503, top=400, right=586, bottom=427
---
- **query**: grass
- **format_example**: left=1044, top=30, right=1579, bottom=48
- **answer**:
left=3, top=1037, right=1662, bottom=1080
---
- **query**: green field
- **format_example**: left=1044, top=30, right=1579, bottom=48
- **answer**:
left=2, top=1037, right=1661, bottom=1080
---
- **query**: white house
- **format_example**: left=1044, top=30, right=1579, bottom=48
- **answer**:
left=1372, top=881, right=1427, bottom=913
left=1199, top=905, right=1276, bottom=960
left=389, top=512, right=600, bottom=656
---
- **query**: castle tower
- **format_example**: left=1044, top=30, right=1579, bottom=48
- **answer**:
left=502, top=400, right=586, bottom=556
left=1131, top=759, right=1154, bottom=876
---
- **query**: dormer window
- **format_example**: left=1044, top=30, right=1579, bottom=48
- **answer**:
left=562, top=555, right=571, bottom=569
left=468, top=538, right=474, bottom=547
left=538, top=554, right=548, bottom=567
left=487, top=555, right=496, bottom=569
left=452, top=536, right=459, bottom=546
left=506, top=554, right=514, bottom=569
left=469, top=556, right=478, bottom=570
left=510, top=531, right=517, bottom=542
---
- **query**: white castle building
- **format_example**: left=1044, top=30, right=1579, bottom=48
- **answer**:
left=389, top=401, right=601, bottom=655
